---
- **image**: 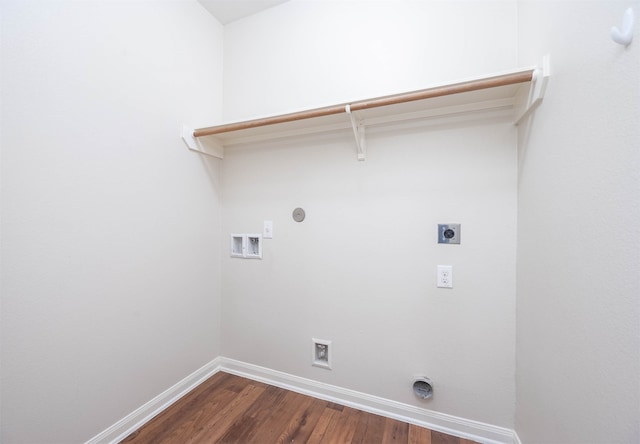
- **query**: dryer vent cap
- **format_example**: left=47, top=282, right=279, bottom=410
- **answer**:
left=412, top=377, right=433, bottom=400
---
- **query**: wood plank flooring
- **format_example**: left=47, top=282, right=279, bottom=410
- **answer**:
left=121, top=372, right=477, bottom=444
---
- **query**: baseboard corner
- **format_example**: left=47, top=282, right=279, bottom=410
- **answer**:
left=84, top=357, right=222, bottom=444
left=513, top=429, right=523, bottom=444
left=85, top=356, right=519, bottom=444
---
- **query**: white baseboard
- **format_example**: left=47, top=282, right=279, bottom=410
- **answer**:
left=86, top=356, right=518, bottom=444
left=85, top=357, right=222, bottom=444
left=513, top=430, right=523, bottom=444
left=219, top=357, right=517, bottom=444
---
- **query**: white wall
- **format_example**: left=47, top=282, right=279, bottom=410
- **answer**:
left=0, top=1, right=224, bottom=442
left=223, top=0, right=518, bottom=122
left=7, top=1, right=637, bottom=441
left=516, top=1, right=640, bottom=442
left=221, top=0, right=519, bottom=428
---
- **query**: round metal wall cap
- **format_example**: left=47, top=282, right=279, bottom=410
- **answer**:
left=292, top=208, right=306, bottom=222
left=412, top=377, right=433, bottom=400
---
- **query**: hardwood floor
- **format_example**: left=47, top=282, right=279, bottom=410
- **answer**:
left=121, top=372, right=477, bottom=444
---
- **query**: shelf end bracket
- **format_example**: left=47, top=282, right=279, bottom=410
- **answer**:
left=181, top=125, right=224, bottom=159
left=345, top=105, right=366, bottom=161
left=514, top=55, right=550, bottom=125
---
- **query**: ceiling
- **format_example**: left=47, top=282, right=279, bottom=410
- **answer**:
left=197, top=0, right=290, bottom=25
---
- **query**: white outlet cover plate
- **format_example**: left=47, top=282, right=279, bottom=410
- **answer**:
left=264, top=220, right=273, bottom=239
left=437, top=265, right=453, bottom=288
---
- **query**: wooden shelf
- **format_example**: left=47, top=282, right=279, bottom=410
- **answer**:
left=182, top=63, right=549, bottom=160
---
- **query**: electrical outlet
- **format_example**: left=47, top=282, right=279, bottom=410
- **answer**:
left=438, top=223, right=461, bottom=244
left=437, top=265, right=453, bottom=288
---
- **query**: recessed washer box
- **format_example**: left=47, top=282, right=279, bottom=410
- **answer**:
left=438, top=223, right=461, bottom=244
left=245, top=234, right=262, bottom=259
left=230, top=234, right=262, bottom=259
left=230, top=234, right=245, bottom=258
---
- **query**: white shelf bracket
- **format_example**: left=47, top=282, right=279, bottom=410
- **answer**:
left=345, top=105, right=366, bottom=161
left=181, top=125, right=224, bottom=159
left=514, top=55, right=551, bottom=125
